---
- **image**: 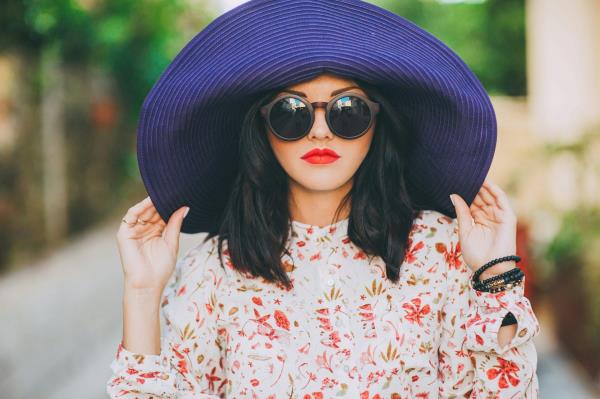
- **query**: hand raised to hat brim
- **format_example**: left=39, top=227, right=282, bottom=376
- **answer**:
left=449, top=178, right=518, bottom=278
left=116, top=196, right=190, bottom=295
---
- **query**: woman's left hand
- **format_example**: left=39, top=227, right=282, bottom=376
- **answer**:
left=449, top=177, right=518, bottom=279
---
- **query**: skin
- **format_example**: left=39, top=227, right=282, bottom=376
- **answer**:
left=116, top=198, right=188, bottom=354
left=451, top=179, right=520, bottom=347
left=115, top=73, right=519, bottom=355
left=268, top=73, right=518, bottom=347
left=266, top=73, right=375, bottom=226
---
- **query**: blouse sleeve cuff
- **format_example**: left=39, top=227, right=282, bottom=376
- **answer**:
left=464, top=279, right=540, bottom=355
left=107, top=340, right=177, bottom=395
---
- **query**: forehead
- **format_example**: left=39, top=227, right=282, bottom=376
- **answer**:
left=278, top=73, right=365, bottom=98
left=279, top=85, right=364, bottom=98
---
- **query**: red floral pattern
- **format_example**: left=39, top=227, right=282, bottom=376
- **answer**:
left=106, top=210, right=540, bottom=398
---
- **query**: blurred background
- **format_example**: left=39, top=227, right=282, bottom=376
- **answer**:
left=1, top=0, right=599, bottom=398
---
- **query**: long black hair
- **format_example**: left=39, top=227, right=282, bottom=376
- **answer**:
left=206, top=78, right=419, bottom=290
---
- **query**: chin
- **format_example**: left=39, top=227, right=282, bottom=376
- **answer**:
left=291, top=175, right=350, bottom=191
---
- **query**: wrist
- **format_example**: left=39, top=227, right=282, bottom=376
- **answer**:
left=124, top=285, right=163, bottom=306
left=122, top=287, right=162, bottom=355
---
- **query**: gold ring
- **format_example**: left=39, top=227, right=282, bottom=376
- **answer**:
left=137, top=218, right=148, bottom=225
left=122, top=218, right=137, bottom=226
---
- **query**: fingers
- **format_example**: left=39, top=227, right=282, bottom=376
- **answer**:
left=455, top=179, right=516, bottom=234
left=450, top=193, right=473, bottom=233
left=137, top=204, right=158, bottom=225
left=162, top=206, right=190, bottom=249
left=478, top=184, right=497, bottom=208
left=148, top=211, right=165, bottom=226
left=471, top=177, right=508, bottom=220
left=471, top=188, right=494, bottom=220
left=118, top=196, right=166, bottom=236
left=482, top=179, right=511, bottom=212
left=472, top=194, right=487, bottom=210
left=146, top=221, right=166, bottom=236
left=142, top=207, right=166, bottom=226
left=471, top=208, right=492, bottom=226
left=120, top=197, right=152, bottom=226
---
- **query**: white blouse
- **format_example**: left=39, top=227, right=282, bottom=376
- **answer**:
left=106, top=209, right=540, bottom=398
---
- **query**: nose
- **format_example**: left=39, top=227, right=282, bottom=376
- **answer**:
left=307, top=106, right=334, bottom=141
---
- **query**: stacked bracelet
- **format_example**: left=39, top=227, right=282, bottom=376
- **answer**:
left=471, top=256, right=524, bottom=326
left=473, top=267, right=525, bottom=292
left=474, top=266, right=522, bottom=285
left=471, top=255, right=524, bottom=293
left=472, top=255, right=521, bottom=282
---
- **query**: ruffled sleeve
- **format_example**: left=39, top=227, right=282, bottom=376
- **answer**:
left=106, top=236, right=228, bottom=398
left=437, top=216, right=540, bottom=398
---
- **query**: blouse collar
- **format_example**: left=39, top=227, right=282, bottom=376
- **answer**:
left=290, top=217, right=349, bottom=244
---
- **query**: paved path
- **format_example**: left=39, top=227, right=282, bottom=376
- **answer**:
left=0, top=217, right=598, bottom=398
left=0, top=216, right=206, bottom=399
left=533, top=300, right=600, bottom=398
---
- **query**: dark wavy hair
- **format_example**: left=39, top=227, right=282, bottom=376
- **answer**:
left=206, top=78, right=419, bottom=290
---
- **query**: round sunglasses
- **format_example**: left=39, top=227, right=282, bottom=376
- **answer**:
left=260, top=92, right=380, bottom=141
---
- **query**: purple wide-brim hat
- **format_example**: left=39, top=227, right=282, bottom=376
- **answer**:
left=137, top=0, right=497, bottom=234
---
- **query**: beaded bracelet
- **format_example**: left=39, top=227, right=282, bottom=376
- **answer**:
left=474, top=267, right=520, bottom=284
left=473, top=267, right=524, bottom=292
left=471, top=256, right=523, bottom=326
left=476, top=270, right=525, bottom=293
left=472, top=255, right=521, bottom=283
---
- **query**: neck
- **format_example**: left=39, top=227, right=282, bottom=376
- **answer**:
left=288, top=178, right=352, bottom=227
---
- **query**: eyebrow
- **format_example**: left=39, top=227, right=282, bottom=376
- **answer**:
left=279, top=85, right=362, bottom=98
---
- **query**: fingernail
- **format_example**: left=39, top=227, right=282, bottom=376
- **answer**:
left=449, top=194, right=455, bottom=206
left=183, top=207, right=190, bottom=218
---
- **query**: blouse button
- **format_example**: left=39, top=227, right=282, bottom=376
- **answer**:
left=326, top=278, right=334, bottom=286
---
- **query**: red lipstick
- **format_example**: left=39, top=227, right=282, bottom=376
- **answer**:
left=300, top=148, right=340, bottom=164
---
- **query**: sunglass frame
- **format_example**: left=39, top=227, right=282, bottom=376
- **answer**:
left=260, top=91, right=380, bottom=141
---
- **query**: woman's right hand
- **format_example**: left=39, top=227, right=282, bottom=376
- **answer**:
left=116, top=196, right=190, bottom=293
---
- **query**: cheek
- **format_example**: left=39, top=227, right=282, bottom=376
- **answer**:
left=333, top=128, right=375, bottom=181
left=266, top=128, right=375, bottom=189
left=268, top=135, right=297, bottom=168
left=340, top=129, right=374, bottom=166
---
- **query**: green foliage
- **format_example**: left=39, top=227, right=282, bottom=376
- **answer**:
left=2, top=0, right=208, bottom=122
left=0, top=0, right=215, bottom=272
left=541, top=127, right=600, bottom=271
left=544, top=207, right=600, bottom=268
left=86, top=0, right=192, bottom=115
left=373, top=0, right=527, bottom=96
left=540, top=126, right=600, bottom=374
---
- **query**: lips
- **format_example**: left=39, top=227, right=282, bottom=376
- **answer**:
left=300, top=148, right=340, bottom=164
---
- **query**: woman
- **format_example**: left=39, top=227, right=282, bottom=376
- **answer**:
left=107, top=1, right=540, bottom=398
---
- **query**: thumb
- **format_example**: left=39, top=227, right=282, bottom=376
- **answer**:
left=163, top=206, right=190, bottom=249
left=450, top=194, right=472, bottom=235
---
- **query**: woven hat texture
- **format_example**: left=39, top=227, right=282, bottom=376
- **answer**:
left=137, top=0, right=497, bottom=233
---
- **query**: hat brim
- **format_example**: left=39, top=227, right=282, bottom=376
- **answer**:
left=137, top=0, right=496, bottom=233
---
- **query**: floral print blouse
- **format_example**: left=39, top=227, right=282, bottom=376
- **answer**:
left=106, top=209, right=540, bottom=398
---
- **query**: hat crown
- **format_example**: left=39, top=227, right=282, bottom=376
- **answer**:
left=138, top=0, right=496, bottom=233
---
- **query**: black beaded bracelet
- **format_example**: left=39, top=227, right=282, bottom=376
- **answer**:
left=472, top=255, right=521, bottom=283
left=473, top=267, right=524, bottom=291
left=475, top=265, right=522, bottom=284
left=500, top=312, right=518, bottom=326
left=474, top=268, right=525, bottom=293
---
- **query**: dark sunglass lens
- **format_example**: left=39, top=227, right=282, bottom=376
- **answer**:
left=269, top=97, right=311, bottom=140
left=329, top=95, right=372, bottom=138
